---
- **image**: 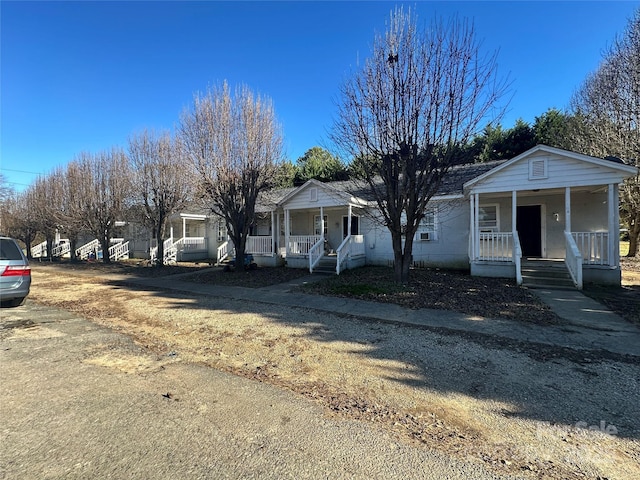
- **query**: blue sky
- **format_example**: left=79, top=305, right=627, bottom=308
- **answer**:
left=2, top=1, right=638, bottom=191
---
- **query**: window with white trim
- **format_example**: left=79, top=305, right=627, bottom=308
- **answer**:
left=416, top=209, right=437, bottom=241
left=314, top=215, right=328, bottom=237
left=478, top=204, right=499, bottom=232
left=217, top=222, right=227, bottom=242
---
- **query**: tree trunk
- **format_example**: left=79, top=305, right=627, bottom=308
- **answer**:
left=69, top=238, right=78, bottom=261
left=231, top=232, right=247, bottom=273
left=24, top=235, right=34, bottom=260
left=627, top=222, right=639, bottom=257
left=155, top=222, right=164, bottom=267
left=391, top=232, right=412, bottom=284
left=46, top=236, right=54, bottom=262
left=100, top=235, right=111, bottom=263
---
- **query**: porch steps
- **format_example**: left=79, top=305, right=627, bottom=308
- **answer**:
left=521, top=260, right=575, bottom=289
left=313, top=256, right=337, bottom=275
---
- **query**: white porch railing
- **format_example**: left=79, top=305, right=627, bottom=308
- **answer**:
left=478, top=232, right=514, bottom=261
left=31, top=241, right=48, bottom=258
left=217, top=240, right=233, bottom=265
left=289, top=235, right=321, bottom=256
left=177, top=237, right=207, bottom=251
left=246, top=236, right=274, bottom=255
left=76, top=239, right=100, bottom=260
left=52, top=240, right=70, bottom=258
left=308, top=237, right=324, bottom=273
left=149, top=238, right=174, bottom=264
left=572, top=232, right=609, bottom=265
left=565, top=232, right=583, bottom=290
left=109, top=241, right=130, bottom=261
left=335, top=234, right=365, bottom=275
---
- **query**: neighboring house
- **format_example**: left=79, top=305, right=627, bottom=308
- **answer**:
left=134, top=146, right=638, bottom=288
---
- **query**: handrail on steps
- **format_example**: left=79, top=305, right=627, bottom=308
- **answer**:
left=512, top=231, right=522, bottom=286
left=564, top=231, right=583, bottom=290
left=335, top=234, right=351, bottom=275
left=308, top=237, right=324, bottom=273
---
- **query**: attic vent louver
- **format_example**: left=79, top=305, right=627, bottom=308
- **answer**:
left=310, top=187, right=318, bottom=202
left=529, top=158, right=548, bottom=180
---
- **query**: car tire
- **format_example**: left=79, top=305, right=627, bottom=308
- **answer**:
left=1, top=297, right=26, bottom=308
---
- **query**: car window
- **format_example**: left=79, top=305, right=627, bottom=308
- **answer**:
left=0, top=239, right=24, bottom=261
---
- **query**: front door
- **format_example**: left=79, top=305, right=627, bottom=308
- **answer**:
left=342, top=216, right=359, bottom=238
left=516, top=205, right=542, bottom=257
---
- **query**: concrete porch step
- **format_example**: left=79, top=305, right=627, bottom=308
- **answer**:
left=313, top=256, right=337, bottom=274
left=521, top=261, right=575, bottom=289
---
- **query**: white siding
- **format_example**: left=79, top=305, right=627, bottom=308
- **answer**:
left=471, top=152, right=632, bottom=194
left=281, top=183, right=347, bottom=210
left=364, top=199, right=470, bottom=269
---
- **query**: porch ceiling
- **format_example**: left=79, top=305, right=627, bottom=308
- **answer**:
left=475, top=185, right=607, bottom=199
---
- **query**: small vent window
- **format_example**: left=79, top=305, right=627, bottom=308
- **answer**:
left=310, top=187, right=318, bottom=202
left=529, top=158, right=548, bottom=180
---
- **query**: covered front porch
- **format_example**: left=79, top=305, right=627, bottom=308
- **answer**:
left=243, top=205, right=366, bottom=274
left=462, top=146, right=638, bottom=289
left=468, top=185, right=622, bottom=289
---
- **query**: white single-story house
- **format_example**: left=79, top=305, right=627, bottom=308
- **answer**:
left=144, top=145, right=638, bottom=289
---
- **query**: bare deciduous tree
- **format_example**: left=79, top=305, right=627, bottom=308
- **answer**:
left=1, top=190, right=38, bottom=257
left=332, top=7, right=509, bottom=283
left=58, top=161, right=88, bottom=260
left=128, top=130, right=192, bottom=265
left=570, top=8, right=640, bottom=256
left=76, top=149, right=131, bottom=263
left=30, top=173, right=63, bottom=260
left=179, top=82, right=283, bottom=268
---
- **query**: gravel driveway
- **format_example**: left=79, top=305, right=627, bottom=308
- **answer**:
left=1, top=302, right=513, bottom=479
left=9, top=264, right=640, bottom=479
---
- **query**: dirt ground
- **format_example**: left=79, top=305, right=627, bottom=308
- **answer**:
left=21, top=263, right=640, bottom=480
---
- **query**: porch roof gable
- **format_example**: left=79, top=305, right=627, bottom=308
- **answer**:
left=463, top=144, right=638, bottom=194
left=276, top=179, right=369, bottom=210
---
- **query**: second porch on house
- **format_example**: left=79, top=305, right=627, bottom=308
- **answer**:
left=245, top=205, right=366, bottom=274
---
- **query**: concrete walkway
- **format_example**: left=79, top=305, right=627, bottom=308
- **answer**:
left=125, top=273, right=640, bottom=359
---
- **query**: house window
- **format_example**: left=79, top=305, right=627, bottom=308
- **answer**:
left=529, top=158, right=548, bottom=180
left=314, top=215, right=328, bottom=237
left=478, top=204, right=499, bottom=231
left=217, top=222, right=227, bottom=242
left=416, top=209, right=437, bottom=241
left=310, top=187, right=318, bottom=202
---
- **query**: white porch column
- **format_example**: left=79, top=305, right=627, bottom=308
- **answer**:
left=182, top=217, right=186, bottom=238
left=170, top=226, right=174, bottom=242
left=469, top=194, right=476, bottom=260
left=276, top=211, right=281, bottom=252
left=347, top=204, right=352, bottom=237
left=474, top=193, right=480, bottom=260
left=608, top=183, right=618, bottom=266
left=271, top=211, right=276, bottom=256
left=564, top=187, right=572, bottom=233
left=320, top=206, right=324, bottom=240
left=284, top=209, right=290, bottom=257
left=512, top=191, right=517, bottom=236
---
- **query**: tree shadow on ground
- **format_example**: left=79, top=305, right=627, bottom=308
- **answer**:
left=97, top=270, right=640, bottom=446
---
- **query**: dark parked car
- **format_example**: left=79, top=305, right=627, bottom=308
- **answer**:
left=0, top=236, right=31, bottom=307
